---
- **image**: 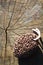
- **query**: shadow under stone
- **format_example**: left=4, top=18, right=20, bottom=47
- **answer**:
left=18, top=47, right=43, bottom=65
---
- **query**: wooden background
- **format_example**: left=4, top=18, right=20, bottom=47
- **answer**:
left=0, top=0, right=43, bottom=65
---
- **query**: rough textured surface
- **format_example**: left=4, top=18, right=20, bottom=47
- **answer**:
left=14, top=33, right=38, bottom=57
left=0, top=0, right=43, bottom=65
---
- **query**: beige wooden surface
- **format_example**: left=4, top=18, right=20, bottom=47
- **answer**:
left=0, top=0, right=43, bottom=65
